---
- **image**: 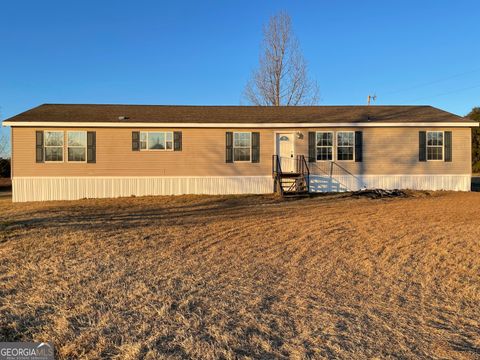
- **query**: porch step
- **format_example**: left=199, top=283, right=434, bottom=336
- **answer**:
left=278, top=172, right=301, bottom=178
left=283, top=191, right=310, bottom=197
left=278, top=176, right=309, bottom=196
left=272, top=155, right=310, bottom=198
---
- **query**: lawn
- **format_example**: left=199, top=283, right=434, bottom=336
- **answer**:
left=0, top=192, right=479, bottom=359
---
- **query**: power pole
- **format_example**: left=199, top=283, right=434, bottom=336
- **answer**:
left=367, top=94, right=377, bottom=105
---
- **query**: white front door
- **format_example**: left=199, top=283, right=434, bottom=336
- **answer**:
left=276, top=133, right=295, bottom=172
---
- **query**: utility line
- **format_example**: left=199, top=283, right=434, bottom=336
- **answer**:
left=405, top=83, right=480, bottom=103
left=382, top=67, right=480, bottom=96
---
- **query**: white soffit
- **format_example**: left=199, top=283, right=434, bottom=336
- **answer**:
left=2, top=121, right=479, bottom=128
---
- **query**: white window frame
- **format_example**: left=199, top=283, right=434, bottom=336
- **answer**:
left=44, top=130, right=64, bottom=163
left=233, top=132, right=252, bottom=163
left=316, top=131, right=334, bottom=162
left=336, top=131, right=355, bottom=162
left=66, top=131, right=87, bottom=163
left=426, top=131, right=444, bottom=161
left=140, top=131, right=174, bottom=151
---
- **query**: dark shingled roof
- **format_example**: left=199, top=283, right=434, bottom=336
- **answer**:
left=3, top=104, right=474, bottom=124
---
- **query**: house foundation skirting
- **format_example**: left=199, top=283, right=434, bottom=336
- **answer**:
left=309, top=174, right=471, bottom=193
left=11, top=174, right=471, bottom=202
left=11, top=176, right=275, bottom=202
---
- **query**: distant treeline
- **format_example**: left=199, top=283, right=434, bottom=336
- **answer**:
left=0, top=158, right=10, bottom=178
left=467, top=108, right=480, bottom=173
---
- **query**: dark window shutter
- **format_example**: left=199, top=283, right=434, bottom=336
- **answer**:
left=36, top=131, right=44, bottom=163
left=226, top=132, right=233, bottom=163
left=87, top=131, right=96, bottom=163
left=419, top=131, right=427, bottom=162
left=308, top=131, right=316, bottom=162
left=251, top=132, right=260, bottom=163
left=132, top=131, right=140, bottom=151
left=355, top=131, right=363, bottom=162
left=444, top=131, right=452, bottom=162
left=174, top=131, right=182, bottom=151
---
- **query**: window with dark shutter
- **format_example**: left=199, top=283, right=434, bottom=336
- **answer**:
left=36, top=131, right=44, bottom=163
left=251, top=132, right=260, bottom=163
left=174, top=131, right=182, bottom=151
left=426, top=131, right=444, bottom=160
left=316, top=132, right=333, bottom=161
left=337, top=132, right=355, bottom=161
left=444, top=131, right=452, bottom=162
left=355, top=131, right=363, bottom=162
left=419, top=131, right=427, bottom=162
left=132, top=131, right=140, bottom=151
left=87, top=131, right=96, bottom=163
left=308, top=132, right=316, bottom=162
left=226, top=132, right=233, bottom=163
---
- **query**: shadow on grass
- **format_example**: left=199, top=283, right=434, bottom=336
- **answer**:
left=450, top=339, right=480, bottom=355
left=0, top=190, right=422, bottom=236
left=0, top=195, right=292, bottom=233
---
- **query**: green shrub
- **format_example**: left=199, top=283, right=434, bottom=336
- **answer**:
left=467, top=108, right=480, bottom=173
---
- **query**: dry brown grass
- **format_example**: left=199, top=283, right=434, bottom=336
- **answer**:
left=0, top=192, right=479, bottom=359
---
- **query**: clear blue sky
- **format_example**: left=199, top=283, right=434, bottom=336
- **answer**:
left=1, top=0, right=479, bottom=123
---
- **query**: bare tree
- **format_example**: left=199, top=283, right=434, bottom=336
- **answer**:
left=0, top=105, right=11, bottom=177
left=0, top=126, right=10, bottom=178
left=244, top=11, right=319, bottom=106
left=0, top=129, right=9, bottom=158
left=0, top=108, right=7, bottom=155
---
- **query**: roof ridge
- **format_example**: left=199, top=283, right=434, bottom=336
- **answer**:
left=39, top=103, right=432, bottom=108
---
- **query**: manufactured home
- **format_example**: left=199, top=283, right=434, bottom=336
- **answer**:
left=2, top=104, right=478, bottom=202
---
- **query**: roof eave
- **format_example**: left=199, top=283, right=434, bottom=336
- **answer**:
left=2, top=121, right=479, bottom=128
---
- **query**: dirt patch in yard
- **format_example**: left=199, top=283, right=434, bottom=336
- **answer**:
left=0, top=192, right=479, bottom=359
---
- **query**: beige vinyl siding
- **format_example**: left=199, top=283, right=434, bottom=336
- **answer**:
left=12, top=128, right=274, bottom=177
left=12, top=126, right=471, bottom=177
left=298, top=127, right=471, bottom=175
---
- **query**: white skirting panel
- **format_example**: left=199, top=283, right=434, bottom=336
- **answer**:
left=12, top=176, right=274, bottom=202
left=11, top=174, right=471, bottom=202
left=309, top=174, right=471, bottom=193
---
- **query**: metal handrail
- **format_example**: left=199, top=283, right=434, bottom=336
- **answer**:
left=272, top=155, right=283, bottom=177
left=272, top=155, right=284, bottom=196
left=273, top=156, right=310, bottom=174
left=274, top=154, right=367, bottom=193
left=330, top=161, right=367, bottom=189
left=310, top=162, right=351, bottom=191
left=272, top=155, right=310, bottom=195
left=298, top=155, right=310, bottom=192
left=309, top=160, right=367, bottom=191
